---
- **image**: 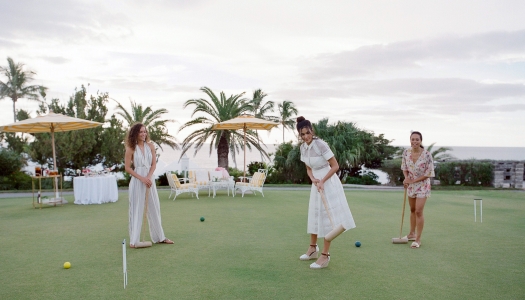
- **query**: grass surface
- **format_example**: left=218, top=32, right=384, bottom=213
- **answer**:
left=1, top=189, right=524, bottom=299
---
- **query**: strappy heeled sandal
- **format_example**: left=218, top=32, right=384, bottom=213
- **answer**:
left=299, top=244, right=319, bottom=261
left=310, top=253, right=330, bottom=269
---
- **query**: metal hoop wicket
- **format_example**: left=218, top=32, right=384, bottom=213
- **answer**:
left=122, top=239, right=127, bottom=288
left=474, top=198, right=482, bottom=222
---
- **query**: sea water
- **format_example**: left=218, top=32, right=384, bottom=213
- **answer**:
left=156, top=145, right=525, bottom=183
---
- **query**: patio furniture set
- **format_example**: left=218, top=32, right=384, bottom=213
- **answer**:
left=165, top=169, right=268, bottom=200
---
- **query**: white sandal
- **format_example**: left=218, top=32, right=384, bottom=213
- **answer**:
left=310, top=253, right=330, bottom=269
left=299, top=244, right=319, bottom=260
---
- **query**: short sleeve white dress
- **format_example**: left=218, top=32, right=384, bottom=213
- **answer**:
left=300, top=138, right=356, bottom=237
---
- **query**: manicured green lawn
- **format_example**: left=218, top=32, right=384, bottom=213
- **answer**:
left=1, top=189, right=524, bottom=299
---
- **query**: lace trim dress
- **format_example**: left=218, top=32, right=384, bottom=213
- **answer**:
left=401, top=148, right=435, bottom=198
left=128, top=143, right=166, bottom=245
left=300, top=138, right=356, bottom=237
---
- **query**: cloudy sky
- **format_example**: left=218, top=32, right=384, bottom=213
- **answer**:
left=1, top=0, right=524, bottom=147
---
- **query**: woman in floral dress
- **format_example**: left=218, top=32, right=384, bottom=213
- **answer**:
left=296, top=116, right=356, bottom=269
left=401, top=131, right=435, bottom=249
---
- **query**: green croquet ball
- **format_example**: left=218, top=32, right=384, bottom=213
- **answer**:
left=355, top=241, right=361, bottom=247
left=200, top=217, right=205, bottom=222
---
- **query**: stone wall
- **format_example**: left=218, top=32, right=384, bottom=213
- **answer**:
left=492, top=161, right=524, bottom=188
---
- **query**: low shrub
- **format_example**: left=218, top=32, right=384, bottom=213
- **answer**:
left=157, top=173, right=169, bottom=186
left=436, top=160, right=494, bottom=186
left=227, top=167, right=243, bottom=179
left=345, top=170, right=380, bottom=185
left=247, top=161, right=268, bottom=176
left=0, top=171, right=32, bottom=190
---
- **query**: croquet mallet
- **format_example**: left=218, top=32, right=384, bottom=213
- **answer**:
left=320, top=190, right=345, bottom=242
left=392, top=187, right=409, bottom=244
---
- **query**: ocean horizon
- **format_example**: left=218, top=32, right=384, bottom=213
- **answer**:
left=155, top=144, right=524, bottom=184
left=394, top=146, right=525, bottom=161
left=156, top=144, right=525, bottom=175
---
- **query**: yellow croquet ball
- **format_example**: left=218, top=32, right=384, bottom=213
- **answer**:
left=63, top=262, right=71, bottom=269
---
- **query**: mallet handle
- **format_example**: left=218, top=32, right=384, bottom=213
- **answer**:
left=141, top=188, right=150, bottom=243
left=320, top=190, right=335, bottom=229
left=399, top=187, right=407, bottom=238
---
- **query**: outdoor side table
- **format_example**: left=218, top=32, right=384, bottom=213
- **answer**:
left=31, top=175, right=63, bottom=209
left=210, top=180, right=234, bottom=198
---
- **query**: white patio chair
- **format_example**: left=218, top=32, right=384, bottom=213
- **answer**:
left=234, top=169, right=268, bottom=197
left=166, top=172, right=199, bottom=200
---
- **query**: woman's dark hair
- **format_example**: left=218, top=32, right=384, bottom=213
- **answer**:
left=410, top=131, right=424, bottom=149
left=125, top=123, right=150, bottom=150
left=296, top=116, right=313, bottom=133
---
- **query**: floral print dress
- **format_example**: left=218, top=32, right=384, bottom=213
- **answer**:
left=401, top=148, right=435, bottom=198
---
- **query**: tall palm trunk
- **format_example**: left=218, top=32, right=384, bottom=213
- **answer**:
left=217, top=132, right=229, bottom=168
left=12, top=97, right=17, bottom=122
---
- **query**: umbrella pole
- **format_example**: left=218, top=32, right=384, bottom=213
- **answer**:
left=51, top=127, right=59, bottom=200
left=243, top=125, right=247, bottom=178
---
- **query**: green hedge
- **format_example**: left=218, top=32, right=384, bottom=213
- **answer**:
left=436, top=160, right=493, bottom=186
left=345, top=170, right=380, bottom=185
left=0, top=172, right=32, bottom=190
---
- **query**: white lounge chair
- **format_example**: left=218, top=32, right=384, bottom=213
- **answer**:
left=166, top=172, right=199, bottom=200
left=234, top=169, right=267, bottom=197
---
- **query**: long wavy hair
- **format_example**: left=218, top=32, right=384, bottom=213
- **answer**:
left=125, top=123, right=150, bottom=150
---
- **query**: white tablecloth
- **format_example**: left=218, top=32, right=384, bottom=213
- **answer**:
left=74, top=175, right=119, bottom=205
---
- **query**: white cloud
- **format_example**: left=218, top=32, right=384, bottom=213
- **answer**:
left=0, top=0, right=524, bottom=147
left=302, top=30, right=525, bottom=79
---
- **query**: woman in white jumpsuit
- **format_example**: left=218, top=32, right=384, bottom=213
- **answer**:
left=296, top=117, right=356, bottom=269
left=125, top=123, right=173, bottom=248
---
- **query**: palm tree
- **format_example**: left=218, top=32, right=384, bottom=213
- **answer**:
left=427, top=143, right=455, bottom=162
left=276, top=100, right=299, bottom=143
left=114, top=99, right=178, bottom=150
left=0, top=57, right=47, bottom=122
left=180, top=86, right=270, bottom=169
left=248, top=89, right=275, bottom=161
left=248, top=89, right=275, bottom=119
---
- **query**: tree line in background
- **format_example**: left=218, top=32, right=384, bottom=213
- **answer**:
left=0, top=57, right=305, bottom=189
left=265, top=119, right=400, bottom=184
left=2, top=56, right=454, bottom=190
left=0, top=83, right=179, bottom=189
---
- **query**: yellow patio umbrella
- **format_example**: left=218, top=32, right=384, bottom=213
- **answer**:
left=212, top=115, right=279, bottom=178
left=0, top=110, right=103, bottom=200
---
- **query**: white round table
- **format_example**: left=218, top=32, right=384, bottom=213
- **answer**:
left=73, top=175, right=119, bottom=205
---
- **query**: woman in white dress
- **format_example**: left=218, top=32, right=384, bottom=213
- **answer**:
left=297, top=116, right=356, bottom=269
left=125, top=123, right=173, bottom=248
